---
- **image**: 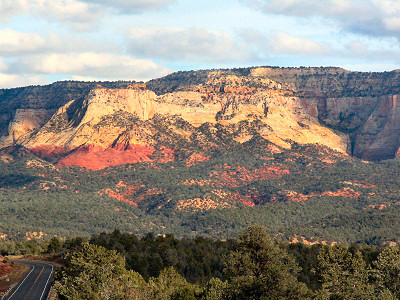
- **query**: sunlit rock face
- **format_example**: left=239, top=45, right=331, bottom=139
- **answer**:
left=2, top=67, right=400, bottom=169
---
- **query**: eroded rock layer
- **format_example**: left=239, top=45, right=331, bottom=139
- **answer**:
left=1, top=67, right=400, bottom=169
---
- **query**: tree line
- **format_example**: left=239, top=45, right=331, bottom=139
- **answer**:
left=3, top=226, right=400, bottom=299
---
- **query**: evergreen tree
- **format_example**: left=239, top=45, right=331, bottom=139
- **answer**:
left=223, top=226, right=311, bottom=300
left=54, top=243, right=146, bottom=300
left=146, top=267, right=199, bottom=300
left=374, top=246, right=400, bottom=298
left=315, top=245, right=376, bottom=299
left=47, top=236, right=63, bottom=254
left=200, top=278, right=228, bottom=300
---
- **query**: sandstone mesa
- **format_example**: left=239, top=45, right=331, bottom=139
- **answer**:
left=1, top=66, right=400, bottom=169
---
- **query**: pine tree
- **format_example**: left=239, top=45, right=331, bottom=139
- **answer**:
left=315, top=244, right=376, bottom=299
left=223, top=226, right=311, bottom=300
left=54, top=243, right=146, bottom=300
left=374, top=246, right=400, bottom=299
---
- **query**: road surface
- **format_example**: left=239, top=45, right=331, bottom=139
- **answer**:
left=2, top=260, right=54, bottom=300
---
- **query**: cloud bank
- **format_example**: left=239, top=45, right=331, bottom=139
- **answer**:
left=81, top=0, right=174, bottom=14
left=0, top=0, right=174, bottom=30
left=19, top=52, right=171, bottom=80
left=1, top=0, right=400, bottom=88
left=127, top=27, right=257, bottom=63
left=242, top=0, right=400, bottom=38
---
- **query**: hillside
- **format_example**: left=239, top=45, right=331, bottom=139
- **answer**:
left=148, top=66, right=400, bottom=160
left=2, top=67, right=400, bottom=164
left=1, top=66, right=400, bottom=244
left=2, top=139, right=400, bottom=245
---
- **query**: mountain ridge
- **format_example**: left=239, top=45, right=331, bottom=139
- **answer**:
left=1, top=66, right=400, bottom=168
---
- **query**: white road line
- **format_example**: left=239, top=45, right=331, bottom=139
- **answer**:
left=3, top=264, right=35, bottom=300
left=39, top=263, right=54, bottom=300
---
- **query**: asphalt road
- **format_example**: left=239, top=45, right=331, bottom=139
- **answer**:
left=2, top=260, right=54, bottom=300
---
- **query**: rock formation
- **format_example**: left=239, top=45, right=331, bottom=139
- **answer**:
left=1, top=66, right=400, bottom=169
left=0, top=109, right=55, bottom=145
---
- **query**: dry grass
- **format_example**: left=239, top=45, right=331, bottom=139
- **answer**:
left=0, top=262, right=30, bottom=296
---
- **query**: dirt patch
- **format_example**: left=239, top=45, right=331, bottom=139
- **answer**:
left=57, top=144, right=154, bottom=170
left=0, top=262, right=30, bottom=296
left=284, top=188, right=361, bottom=203
left=210, top=164, right=290, bottom=188
left=0, top=155, right=13, bottom=163
left=176, top=197, right=232, bottom=211
left=186, top=152, right=210, bottom=167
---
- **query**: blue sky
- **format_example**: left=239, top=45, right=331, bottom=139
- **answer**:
left=1, top=0, right=400, bottom=88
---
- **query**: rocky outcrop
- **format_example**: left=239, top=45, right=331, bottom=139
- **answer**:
left=2, top=66, right=400, bottom=168
left=79, top=86, right=155, bottom=124
left=17, top=86, right=157, bottom=150
left=0, top=80, right=139, bottom=144
left=155, top=74, right=349, bottom=152
left=0, top=86, right=159, bottom=169
left=57, top=144, right=154, bottom=170
left=353, top=94, right=400, bottom=160
left=299, top=93, right=400, bottom=160
left=0, top=109, right=55, bottom=146
left=243, top=67, right=400, bottom=160
left=0, top=73, right=350, bottom=169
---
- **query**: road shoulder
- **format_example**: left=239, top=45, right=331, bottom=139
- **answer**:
left=0, top=262, right=30, bottom=298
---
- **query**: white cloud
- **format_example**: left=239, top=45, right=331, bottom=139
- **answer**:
left=37, top=0, right=101, bottom=31
left=0, top=0, right=27, bottom=21
left=383, top=17, right=400, bottom=31
left=346, top=40, right=369, bottom=56
left=378, top=0, right=400, bottom=15
left=0, top=0, right=174, bottom=30
left=271, top=31, right=329, bottom=55
left=241, top=29, right=330, bottom=57
left=0, top=30, right=47, bottom=55
left=240, top=27, right=400, bottom=66
left=0, top=73, right=48, bottom=88
left=0, top=27, right=171, bottom=87
left=242, top=0, right=372, bottom=19
left=0, top=59, right=8, bottom=72
left=0, top=0, right=101, bottom=30
left=19, top=52, right=171, bottom=81
left=0, top=74, right=21, bottom=88
left=0, top=56, right=48, bottom=88
left=81, top=0, right=174, bottom=14
left=0, top=30, right=118, bottom=57
left=127, top=27, right=256, bottom=63
left=243, top=0, right=400, bottom=38
left=342, top=40, right=400, bottom=62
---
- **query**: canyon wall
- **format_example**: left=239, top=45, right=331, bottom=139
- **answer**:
left=1, top=67, right=400, bottom=169
left=148, top=67, right=400, bottom=161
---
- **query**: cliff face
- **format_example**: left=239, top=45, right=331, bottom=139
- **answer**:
left=262, top=68, right=400, bottom=160
left=0, top=80, right=138, bottom=140
left=352, top=94, right=400, bottom=160
left=9, top=86, right=158, bottom=168
left=1, top=67, right=400, bottom=169
left=0, top=109, right=55, bottom=146
left=149, top=67, right=400, bottom=161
